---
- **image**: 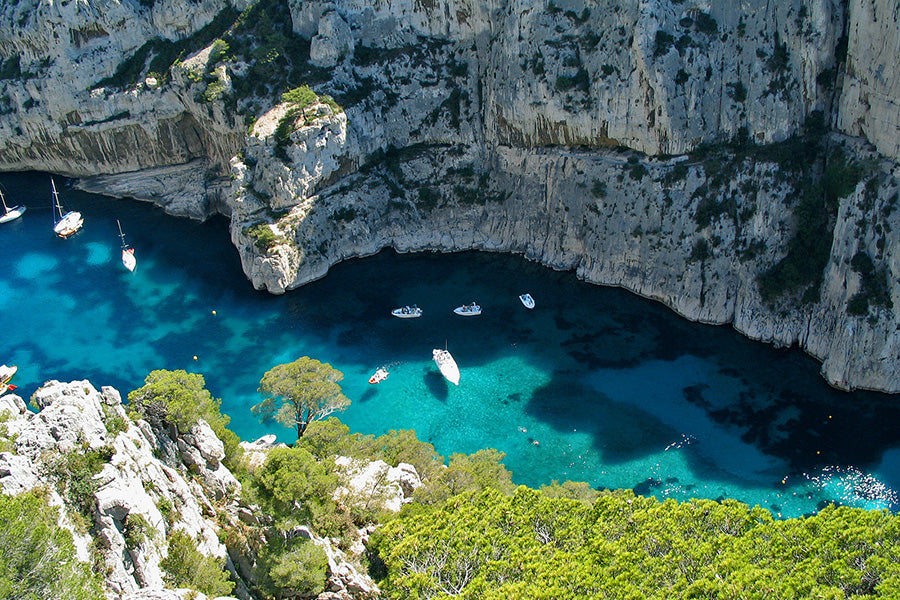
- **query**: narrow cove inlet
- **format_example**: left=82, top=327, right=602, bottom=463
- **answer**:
left=3, top=171, right=899, bottom=519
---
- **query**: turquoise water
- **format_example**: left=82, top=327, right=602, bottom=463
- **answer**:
left=2, top=171, right=900, bottom=518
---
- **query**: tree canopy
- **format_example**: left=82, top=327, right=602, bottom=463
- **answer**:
left=127, top=369, right=242, bottom=469
left=371, top=487, right=900, bottom=599
left=253, top=357, right=350, bottom=439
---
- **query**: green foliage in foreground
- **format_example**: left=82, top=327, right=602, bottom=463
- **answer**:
left=253, top=535, right=329, bottom=599
left=128, top=369, right=242, bottom=470
left=160, top=529, right=234, bottom=598
left=0, top=492, right=105, bottom=600
left=372, top=487, right=900, bottom=600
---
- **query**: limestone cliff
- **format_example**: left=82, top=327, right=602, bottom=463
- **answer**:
left=0, top=381, right=397, bottom=599
left=1, top=0, right=899, bottom=392
left=0, top=381, right=240, bottom=599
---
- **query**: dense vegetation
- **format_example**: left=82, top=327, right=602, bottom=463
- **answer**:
left=372, top=487, right=900, bottom=599
left=0, top=492, right=105, bottom=600
left=127, top=369, right=242, bottom=470
left=159, top=530, right=235, bottom=598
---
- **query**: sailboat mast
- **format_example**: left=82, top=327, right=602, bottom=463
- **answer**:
left=117, top=219, right=126, bottom=246
left=51, top=178, right=62, bottom=220
left=0, top=189, right=7, bottom=213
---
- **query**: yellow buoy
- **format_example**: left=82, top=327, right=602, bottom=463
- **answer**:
left=212, top=310, right=217, bottom=315
left=193, top=355, right=198, bottom=360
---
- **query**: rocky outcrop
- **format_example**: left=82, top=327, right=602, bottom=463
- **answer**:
left=0, top=381, right=240, bottom=599
left=333, top=456, right=422, bottom=513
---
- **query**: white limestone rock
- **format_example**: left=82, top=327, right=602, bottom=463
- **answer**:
left=0, top=380, right=242, bottom=597
left=310, top=11, right=355, bottom=68
left=838, top=0, right=900, bottom=163
left=333, top=456, right=421, bottom=512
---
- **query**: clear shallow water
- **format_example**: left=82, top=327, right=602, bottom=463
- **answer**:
left=2, top=171, right=900, bottom=518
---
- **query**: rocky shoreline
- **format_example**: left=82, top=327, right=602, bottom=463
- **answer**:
left=0, top=0, right=898, bottom=393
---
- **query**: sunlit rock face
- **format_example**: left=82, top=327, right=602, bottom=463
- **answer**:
left=3, top=0, right=900, bottom=392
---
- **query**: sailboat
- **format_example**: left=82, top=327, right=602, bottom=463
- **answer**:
left=117, top=220, right=136, bottom=272
left=51, top=178, right=83, bottom=238
left=0, top=189, right=25, bottom=223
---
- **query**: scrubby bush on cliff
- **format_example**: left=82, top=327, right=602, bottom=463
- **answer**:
left=253, top=536, right=329, bottom=599
left=371, top=487, right=900, bottom=599
left=160, top=529, right=234, bottom=598
left=44, top=444, right=114, bottom=530
left=0, top=491, right=105, bottom=599
left=127, top=369, right=242, bottom=470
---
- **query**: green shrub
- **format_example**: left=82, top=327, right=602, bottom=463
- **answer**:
left=245, top=223, right=281, bottom=253
left=127, top=370, right=243, bottom=471
left=653, top=30, right=675, bottom=57
left=0, top=492, right=105, bottom=599
left=372, top=488, right=900, bottom=600
left=207, top=39, right=230, bottom=67
left=200, top=80, right=227, bottom=103
left=123, top=513, right=156, bottom=549
left=331, top=207, right=357, bottom=223
left=281, top=85, right=318, bottom=110
left=160, top=529, right=234, bottom=597
left=689, top=238, right=710, bottom=262
left=47, top=445, right=115, bottom=525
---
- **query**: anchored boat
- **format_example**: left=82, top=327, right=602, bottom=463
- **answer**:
left=432, top=348, right=460, bottom=385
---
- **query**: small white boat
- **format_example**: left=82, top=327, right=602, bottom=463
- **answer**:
left=368, top=367, right=389, bottom=384
left=432, top=348, right=460, bottom=385
left=453, top=302, right=482, bottom=316
left=392, top=305, right=422, bottom=318
left=519, top=293, right=535, bottom=309
left=117, top=220, right=136, bottom=272
left=0, top=189, right=25, bottom=223
left=51, top=178, right=83, bottom=238
left=0, top=364, right=17, bottom=384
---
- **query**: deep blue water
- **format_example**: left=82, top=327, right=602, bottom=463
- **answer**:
left=2, top=171, right=900, bottom=518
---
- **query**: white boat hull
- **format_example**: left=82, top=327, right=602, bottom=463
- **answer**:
left=54, top=211, right=83, bottom=238
left=433, top=349, right=460, bottom=385
left=392, top=307, right=422, bottom=318
left=0, top=364, right=17, bottom=384
left=0, top=206, right=25, bottom=223
left=519, top=294, right=535, bottom=309
left=122, top=248, right=136, bottom=272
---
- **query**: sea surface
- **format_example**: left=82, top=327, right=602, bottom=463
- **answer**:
left=2, top=171, right=900, bottom=518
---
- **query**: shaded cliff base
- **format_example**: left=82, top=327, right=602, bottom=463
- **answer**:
left=230, top=129, right=900, bottom=394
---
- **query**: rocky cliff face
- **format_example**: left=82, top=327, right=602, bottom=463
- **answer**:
left=0, top=0, right=251, bottom=217
left=1, top=0, right=899, bottom=392
left=0, top=380, right=396, bottom=599
left=0, top=380, right=239, bottom=598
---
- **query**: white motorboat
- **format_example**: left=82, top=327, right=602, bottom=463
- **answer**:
left=519, top=293, right=535, bottom=309
left=368, top=367, right=389, bottom=384
left=392, top=305, right=422, bottom=318
left=51, top=178, right=83, bottom=238
left=0, top=364, right=17, bottom=384
left=0, top=189, right=25, bottom=224
left=432, top=348, right=460, bottom=385
left=118, top=220, right=136, bottom=272
left=453, top=302, right=482, bottom=316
